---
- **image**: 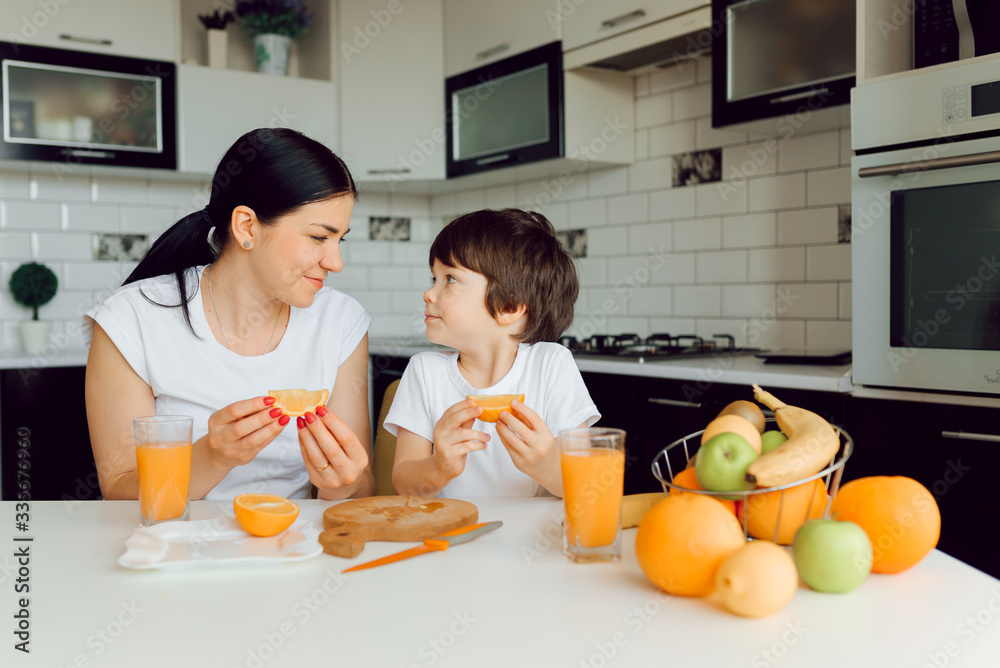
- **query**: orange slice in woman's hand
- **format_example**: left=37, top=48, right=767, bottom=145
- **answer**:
left=467, top=394, right=525, bottom=423
left=233, top=493, right=300, bottom=537
left=268, top=389, right=329, bottom=417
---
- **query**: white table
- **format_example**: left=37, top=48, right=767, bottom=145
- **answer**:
left=3, top=499, right=999, bottom=667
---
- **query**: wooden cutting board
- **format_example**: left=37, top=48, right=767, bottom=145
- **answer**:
left=319, top=496, right=478, bottom=558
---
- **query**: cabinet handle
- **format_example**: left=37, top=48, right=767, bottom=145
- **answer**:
left=367, top=168, right=411, bottom=175
left=60, top=33, right=113, bottom=46
left=648, top=397, right=702, bottom=409
left=941, top=430, right=1000, bottom=443
left=769, top=87, right=830, bottom=105
left=858, top=149, right=1000, bottom=178
left=601, top=9, right=646, bottom=28
left=476, top=43, right=510, bottom=60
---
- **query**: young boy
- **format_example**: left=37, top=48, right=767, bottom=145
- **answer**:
left=385, top=209, right=600, bottom=498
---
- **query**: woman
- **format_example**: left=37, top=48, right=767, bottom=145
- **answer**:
left=85, top=128, right=375, bottom=501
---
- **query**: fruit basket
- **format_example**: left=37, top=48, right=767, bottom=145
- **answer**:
left=650, top=419, right=853, bottom=543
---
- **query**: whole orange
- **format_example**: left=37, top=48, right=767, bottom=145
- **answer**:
left=742, top=478, right=829, bottom=544
left=670, top=467, right=738, bottom=516
left=830, top=476, right=940, bottom=574
left=635, top=494, right=746, bottom=597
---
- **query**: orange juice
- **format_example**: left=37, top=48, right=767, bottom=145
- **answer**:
left=561, top=448, right=625, bottom=547
left=137, top=442, right=192, bottom=523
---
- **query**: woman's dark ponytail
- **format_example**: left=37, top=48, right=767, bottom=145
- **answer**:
left=122, top=128, right=357, bottom=333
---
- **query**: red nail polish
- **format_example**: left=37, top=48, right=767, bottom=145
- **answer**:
left=263, top=396, right=276, bottom=405
left=269, top=407, right=282, bottom=418
left=296, top=417, right=305, bottom=429
left=316, top=406, right=328, bottom=417
left=278, top=415, right=290, bottom=426
left=304, top=412, right=316, bottom=424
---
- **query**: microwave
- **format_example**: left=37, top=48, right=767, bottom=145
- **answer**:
left=852, top=57, right=1000, bottom=397
left=445, top=41, right=563, bottom=178
left=914, top=0, right=1000, bottom=70
left=0, top=41, right=176, bottom=170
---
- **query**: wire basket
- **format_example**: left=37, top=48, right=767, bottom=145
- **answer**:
left=650, top=419, right=853, bottom=543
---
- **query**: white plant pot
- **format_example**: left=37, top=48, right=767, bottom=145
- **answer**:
left=253, top=33, right=290, bottom=76
left=18, top=320, right=51, bottom=355
left=207, top=29, right=228, bottom=69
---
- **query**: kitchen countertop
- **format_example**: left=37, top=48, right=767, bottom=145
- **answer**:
left=6, top=498, right=998, bottom=667
left=0, top=348, right=89, bottom=370
left=369, top=341, right=853, bottom=393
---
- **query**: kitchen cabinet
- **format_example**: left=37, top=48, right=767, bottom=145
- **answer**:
left=580, top=372, right=644, bottom=493
left=561, top=0, right=706, bottom=52
left=443, top=0, right=560, bottom=77
left=177, top=65, right=338, bottom=175
left=338, top=0, right=446, bottom=184
left=846, top=397, right=1000, bottom=580
left=1, top=366, right=97, bottom=501
left=0, top=0, right=178, bottom=61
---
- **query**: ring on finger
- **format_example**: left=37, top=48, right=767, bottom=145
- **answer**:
left=316, top=460, right=331, bottom=472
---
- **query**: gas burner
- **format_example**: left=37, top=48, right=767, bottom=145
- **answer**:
left=561, top=333, right=762, bottom=361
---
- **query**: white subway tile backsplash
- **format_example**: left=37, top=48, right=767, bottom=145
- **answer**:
left=806, top=167, right=850, bottom=206
left=588, top=167, right=629, bottom=198
left=628, top=286, right=671, bottom=316
left=636, top=94, right=673, bottom=128
left=748, top=173, right=806, bottom=212
left=0, top=171, right=30, bottom=199
left=649, top=186, right=695, bottom=221
left=33, top=232, right=93, bottom=261
left=603, top=317, right=650, bottom=338
left=696, top=181, right=747, bottom=217
left=749, top=247, right=805, bottom=282
left=634, top=74, right=650, bottom=98
left=628, top=221, right=671, bottom=254
left=722, top=213, right=776, bottom=249
left=390, top=242, right=431, bottom=265
left=635, top=128, right=650, bottom=161
left=408, top=217, right=440, bottom=243
left=839, top=283, right=852, bottom=319
left=65, top=204, right=120, bottom=232
left=576, top=257, right=607, bottom=287
left=839, top=129, right=853, bottom=165
left=723, top=141, right=778, bottom=181
left=778, top=131, right=840, bottom=173
left=586, top=227, right=628, bottom=256
left=369, top=266, right=411, bottom=290
left=390, top=290, right=423, bottom=314
left=390, top=195, right=431, bottom=217
left=568, top=199, right=607, bottom=228
left=346, top=242, right=390, bottom=264
left=454, top=189, right=486, bottom=214
left=606, top=256, right=652, bottom=286
left=539, top=202, right=568, bottom=229
left=696, top=119, right=748, bottom=150
left=330, top=265, right=369, bottom=290
left=31, top=173, right=90, bottom=202
left=673, top=84, right=711, bottom=121
left=778, top=283, right=839, bottom=318
left=0, top=232, right=31, bottom=259
left=627, top=157, right=672, bottom=192
left=696, top=57, right=712, bottom=83
left=357, top=192, right=392, bottom=215
left=722, top=284, right=776, bottom=318
left=648, top=317, right=696, bottom=336
left=806, top=244, right=852, bottom=281
left=649, top=121, right=695, bottom=158
left=650, top=252, right=695, bottom=285
left=806, top=320, right=852, bottom=349
left=120, top=206, right=179, bottom=235
left=93, top=176, right=149, bottom=204
left=751, top=319, right=806, bottom=350
left=696, top=250, right=747, bottom=283
left=674, top=218, right=721, bottom=251
left=777, top=208, right=838, bottom=245
left=607, top=193, right=648, bottom=225
left=369, top=314, right=423, bottom=340
left=63, top=262, right=131, bottom=290
left=485, top=185, right=517, bottom=210
left=4, top=201, right=61, bottom=230
left=673, top=285, right=720, bottom=316
left=649, top=64, right=698, bottom=93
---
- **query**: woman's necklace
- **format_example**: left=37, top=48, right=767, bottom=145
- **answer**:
left=207, top=265, right=283, bottom=356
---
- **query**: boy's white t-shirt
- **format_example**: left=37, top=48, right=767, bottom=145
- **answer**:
left=384, top=342, right=600, bottom=498
left=84, top=265, right=372, bottom=500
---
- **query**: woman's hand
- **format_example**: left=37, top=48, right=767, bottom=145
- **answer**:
left=496, top=400, right=562, bottom=496
left=298, top=406, right=369, bottom=492
left=204, top=396, right=287, bottom=468
left=431, top=399, right=490, bottom=481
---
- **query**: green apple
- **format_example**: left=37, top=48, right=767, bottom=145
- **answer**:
left=793, top=519, right=873, bottom=593
left=695, top=432, right=758, bottom=496
left=760, top=430, right=787, bottom=454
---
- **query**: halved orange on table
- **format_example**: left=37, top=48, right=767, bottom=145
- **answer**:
left=233, top=493, right=300, bottom=537
left=268, top=389, right=329, bottom=417
left=467, top=394, right=525, bottom=423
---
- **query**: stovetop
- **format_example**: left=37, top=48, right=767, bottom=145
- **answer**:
left=560, top=333, right=763, bottom=361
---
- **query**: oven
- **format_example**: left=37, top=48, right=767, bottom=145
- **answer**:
left=851, top=55, right=1000, bottom=396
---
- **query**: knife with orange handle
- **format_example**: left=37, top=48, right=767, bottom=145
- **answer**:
left=342, top=521, right=502, bottom=573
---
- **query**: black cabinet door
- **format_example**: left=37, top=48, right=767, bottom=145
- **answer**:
left=847, top=397, right=1000, bottom=579
left=1, top=367, right=97, bottom=501
left=580, top=372, right=643, bottom=494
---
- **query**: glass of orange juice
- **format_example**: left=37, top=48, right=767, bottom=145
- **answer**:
left=558, top=427, right=626, bottom=563
left=134, top=416, right=193, bottom=526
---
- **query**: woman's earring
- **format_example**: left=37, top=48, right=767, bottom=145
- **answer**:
left=243, top=241, right=252, bottom=249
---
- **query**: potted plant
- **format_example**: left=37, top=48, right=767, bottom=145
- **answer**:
left=199, top=9, right=236, bottom=69
left=235, top=0, right=313, bottom=76
left=9, top=262, right=58, bottom=355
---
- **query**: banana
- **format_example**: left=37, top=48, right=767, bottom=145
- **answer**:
left=744, top=384, right=840, bottom=487
left=621, top=492, right=666, bottom=528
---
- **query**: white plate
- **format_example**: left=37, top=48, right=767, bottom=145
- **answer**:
left=118, top=516, right=321, bottom=570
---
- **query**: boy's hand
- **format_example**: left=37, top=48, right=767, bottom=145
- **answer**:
left=432, top=399, right=490, bottom=481
left=496, top=400, right=562, bottom=496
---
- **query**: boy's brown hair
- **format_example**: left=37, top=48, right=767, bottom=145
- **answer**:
left=429, top=208, right=578, bottom=344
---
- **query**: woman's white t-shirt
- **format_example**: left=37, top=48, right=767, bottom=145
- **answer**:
left=384, top=342, right=600, bottom=498
left=84, top=265, right=372, bottom=500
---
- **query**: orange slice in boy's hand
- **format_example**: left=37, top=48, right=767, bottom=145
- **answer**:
left=234, top=493, right=300, bottom=537
left=467, top=394, right=525, bottom=423
left=268, top=389, right=329, bottom=417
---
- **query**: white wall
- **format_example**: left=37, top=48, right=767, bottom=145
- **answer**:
left=0, top=56, right=852, bottom=354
